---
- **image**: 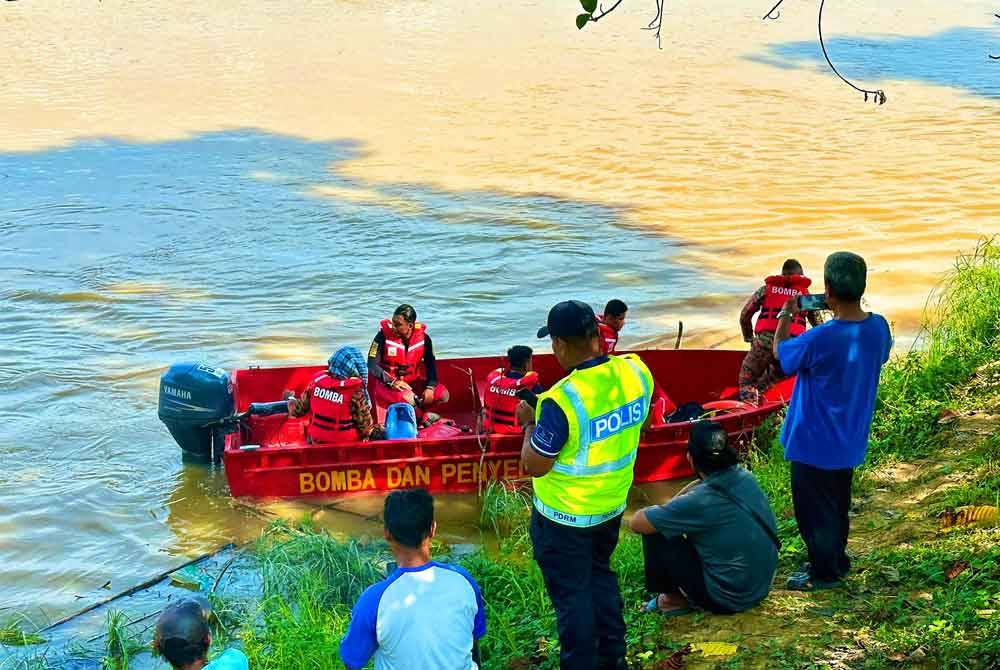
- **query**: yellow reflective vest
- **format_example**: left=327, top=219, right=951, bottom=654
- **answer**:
left=532, top=354, right=654, bottom=527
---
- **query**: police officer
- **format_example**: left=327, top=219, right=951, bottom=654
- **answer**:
left=516, top=300, right=655, bottom=670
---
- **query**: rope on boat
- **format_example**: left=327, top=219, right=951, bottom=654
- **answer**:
left=41, top=543, right=236, bottom=632
left=451, top=363, right=491, bottom=497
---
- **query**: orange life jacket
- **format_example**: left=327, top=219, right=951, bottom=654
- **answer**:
left=597, top=317, right=619, bottom=354
left=755, top=274, right=812, bottom=336
left=483, top=368, right=540, bottom=434
left=306, top=373, right=363, bottom=444
left=379, top=319, right=428, bottom=384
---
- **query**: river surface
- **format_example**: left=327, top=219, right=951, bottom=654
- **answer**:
left=1, top=0, right=998, bottom=621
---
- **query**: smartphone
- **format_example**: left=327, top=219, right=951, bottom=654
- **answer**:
left=515, top=389, right=538, bottom=408
left=797, top=294, right=828, bottom=311
left=385, top=560, right=398, bottom=576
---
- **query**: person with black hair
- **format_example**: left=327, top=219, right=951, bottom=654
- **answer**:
left=481, top=345, right=544, bottom=434
left=339, top=489, right=486, bottom=670
left=629, top=421, right=778, bottom=616
left=153, top=597, right=248, bottom=670
left=597, top=299, right=628, bottom=354
left=368, top=304, right=450, bottom=426
left=738, top=258, right=823, bottom=405
left=774, top=251, right=892, bottom=591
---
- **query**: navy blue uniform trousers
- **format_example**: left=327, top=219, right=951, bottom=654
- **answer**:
left=530, top=508, right=626, bottom=670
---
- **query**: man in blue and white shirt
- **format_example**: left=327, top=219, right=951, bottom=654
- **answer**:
left=340, top=488, right=487, bottom=670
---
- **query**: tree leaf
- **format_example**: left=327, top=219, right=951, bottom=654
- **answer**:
left=579, top=0, right=597, bottom=12
left=575, top=13, right=591, bottom=30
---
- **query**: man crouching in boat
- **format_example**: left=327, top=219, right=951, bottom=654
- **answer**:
left=287, top=346, right=384, bottom=443
left=481, top=345, right=544, bottom=434
left=368, top=304, right=450, bottom=426
left=738, top=259, right=823, bottom=405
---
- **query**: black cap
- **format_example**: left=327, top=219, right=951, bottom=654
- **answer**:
left=537, top=300, right=598, bottom=339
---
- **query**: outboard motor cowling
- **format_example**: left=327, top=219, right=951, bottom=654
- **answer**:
left=158, top=362, right=234, bottom=461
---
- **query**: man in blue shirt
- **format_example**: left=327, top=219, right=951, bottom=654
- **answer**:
left=774, top=251, right=892, bottom=591
left=339, top=489, right=487, bottom=670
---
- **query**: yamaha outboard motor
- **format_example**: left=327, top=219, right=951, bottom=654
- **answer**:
left=158, top=362, right=234, bottom=462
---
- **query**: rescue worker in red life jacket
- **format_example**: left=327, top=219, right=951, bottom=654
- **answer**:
left=738, top=259, right=824, bottom=405
left=287, top=346, right=384, bottom=443
left=481, top=345, right=545, bottom=434
left=597, top=300, right=628, bottom=355
left=368, top=304, right=450, bottom=425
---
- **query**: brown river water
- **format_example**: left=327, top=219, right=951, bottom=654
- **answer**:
left=1, top=0, right=998, bottom=621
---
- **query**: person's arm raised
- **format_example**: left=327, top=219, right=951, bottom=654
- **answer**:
left=772, top=297, right=800, bottom=358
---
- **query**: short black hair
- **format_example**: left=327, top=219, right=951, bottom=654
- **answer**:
left=782, top=258, right=803, bottom=274
left=154, top=600, right=210, bottom=669
left=507, top=345, right=533, bottom=370
left=824, top=252, right=867, bottom=302
left=687, top=421, right=738, bottom=474
left=604, top=299, right=628, bottom=317
left=393, top=304, right=417, bottom=323
left=384, top=488, right=434, bottom=548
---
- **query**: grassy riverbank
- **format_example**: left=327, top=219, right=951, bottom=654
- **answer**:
left=3, top=241, right=998, bottom=670
left=222, top=241, right=1000, bottom=670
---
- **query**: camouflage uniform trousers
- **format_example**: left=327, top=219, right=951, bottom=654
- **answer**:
left=738, top=332, right=789, bottom=406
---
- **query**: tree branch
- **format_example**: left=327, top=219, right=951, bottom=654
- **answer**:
left=590, top=0, right=625, bottom=23
left=991, top=14, right=1000, bottom=59
left=641, top=0, right=666, bottom=49
left=762, top=0, right=787, bottom=21
left=816, top=0, right=886, bottom=104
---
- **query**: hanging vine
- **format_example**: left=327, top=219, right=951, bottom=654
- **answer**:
left=991, top=14, right=1000, bottom=60
left=574, top=0, right=887, bottom=104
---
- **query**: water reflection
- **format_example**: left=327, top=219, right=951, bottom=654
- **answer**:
left=0, top=130, right=723, bottom=618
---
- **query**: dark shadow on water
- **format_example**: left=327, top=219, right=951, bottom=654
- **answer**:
left=0, top=130, right=734, bottom=621
left=750, top=26, right=1000, bottom=99
left=0, top=129, right=730, bottom=363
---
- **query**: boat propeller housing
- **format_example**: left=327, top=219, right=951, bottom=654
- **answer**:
left=158, top=362, right=234, bottom=461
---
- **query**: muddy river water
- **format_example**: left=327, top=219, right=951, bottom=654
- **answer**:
left=0, top=0, right=997, bottom=619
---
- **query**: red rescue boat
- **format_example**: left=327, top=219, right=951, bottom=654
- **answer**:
left=213, top=349, right=792, bottom=499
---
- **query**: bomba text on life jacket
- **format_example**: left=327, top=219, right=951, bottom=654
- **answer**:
left=313, top=387, right=345, bottom=403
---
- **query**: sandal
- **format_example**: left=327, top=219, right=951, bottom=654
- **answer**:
left=644, top=598, right=694, bottom=617
left=786, top=570, right=843, bottom=592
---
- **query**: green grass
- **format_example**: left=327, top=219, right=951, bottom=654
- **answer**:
left=836, top=528, right=1000, bottom=669
left=100, top=610, right=146, bottom=670
left=869, top=238, right=1000, bottom=464
left=78, top=240, right=1000, bottom=669
left=0, top=616, right=46, bottom=647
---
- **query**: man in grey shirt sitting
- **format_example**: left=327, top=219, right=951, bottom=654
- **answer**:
left=629, top=421, right=779, bottom=615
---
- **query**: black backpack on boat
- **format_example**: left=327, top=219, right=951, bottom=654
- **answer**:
left=666, top=401, right=705, bottom=423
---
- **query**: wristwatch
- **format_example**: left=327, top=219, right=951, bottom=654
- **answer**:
left=777, top=310, right=793, bottom=320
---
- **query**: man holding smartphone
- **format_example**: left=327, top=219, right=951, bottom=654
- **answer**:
left=773, top=252, right=892, bottom=591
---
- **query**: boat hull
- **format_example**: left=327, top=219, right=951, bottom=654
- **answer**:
left=223, top=349, right=792, bottom=499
